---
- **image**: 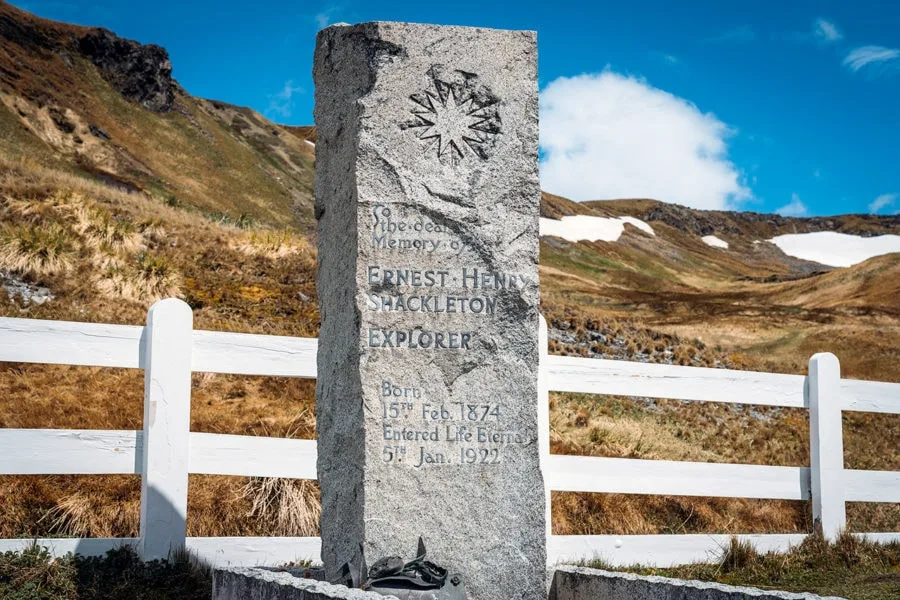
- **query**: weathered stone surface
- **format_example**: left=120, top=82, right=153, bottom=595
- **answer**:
left=314, top=21, right=544, bottom=600
left=549, top=566, right=847, bottom=600
left=213, top=567, right=398, bottom=600
left=79, top=28, right=175, bottom=112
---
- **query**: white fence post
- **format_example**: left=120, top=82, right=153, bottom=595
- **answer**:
left=808, top=352, right=846, bottom=542
left=139, top=298, right=193, bottom=561
left=538, top=315, right=552, bottom=543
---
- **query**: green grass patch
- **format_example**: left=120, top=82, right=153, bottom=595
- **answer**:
left=0, top=545, right=210, bottom=599
left=580, top=532, right=900, bottom=600
left=541, top=244, right=626, bottom=279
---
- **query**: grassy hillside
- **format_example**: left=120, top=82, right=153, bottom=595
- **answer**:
left=539, top=198, right=899, bottom=538
left=0, top=156, right=321, bottom=538
left=0, top=1, right=315, bottom=231
left=539, top=195, right=900, bottom=382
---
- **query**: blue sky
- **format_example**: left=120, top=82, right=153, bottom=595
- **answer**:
left=11, top=0, right=900, bottom=216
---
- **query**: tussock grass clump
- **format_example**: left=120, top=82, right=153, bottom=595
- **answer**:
left=0, top=183, right=184, bottom=304
left=0, top=475, right=142, bottom=540
left=40, top=490, right=140, bottom=539
left=240, top=477, right=321, bottom=537
left=0, top=223, right=76, bottom=277
left=71, top=203, right=141, bottom=254
left=94, top=252, right=182, bottom=303
left=233, top=229, right=316, bottom=263
left=720, top=536, right=758, bottom=572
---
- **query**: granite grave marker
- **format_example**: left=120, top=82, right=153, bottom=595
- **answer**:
left=314, top=21, right=545, bottom=600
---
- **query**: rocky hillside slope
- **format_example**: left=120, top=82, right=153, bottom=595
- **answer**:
left=538, top=192, right=899, bottom=380
left=562, top=197, right=900, bottom=238
left=0, top=0, right=314, bottom=231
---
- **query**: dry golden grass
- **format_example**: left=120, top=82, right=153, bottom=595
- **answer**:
left=0, top=474, right=323, bottom=539
left=232, top=230, right=315, bottom=261
left=553, top=492, right=809, bottom=536
left=547, top=386, right=900, bottom=534
left=41, top=487, right=141, bottom=539
left=0, top=156, right=220, bottom=234
left=0, top=475, right=139, bottom=539
left=551, top=394, right=808, bottom=467
left=239, top=478, right=320, bottom=537
left=0, top=365, right=317, bottom=436
left=0, top=156, right=318, bottom=332
left=0, top=156, right=896, bottom=543
left=0, top=157, right=321, bottom=539
left=187, top=475, right=319, bottom=538
left=0, top=189, right=182, bottom=304
left=0, top=360, right=320, bottom=538
left=549, top=390, right=812, bottom=535
left=0, top=223, right=76, bottom=277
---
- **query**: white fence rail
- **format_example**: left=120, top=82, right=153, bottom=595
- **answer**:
left=1, top=298, right=899, bottom=568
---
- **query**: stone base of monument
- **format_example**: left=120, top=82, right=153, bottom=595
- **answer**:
left=212, top=567, right=398, bottom=600
left=549, top=566, right=846, bottom=600
left=213, top=565, right=845, bottom=600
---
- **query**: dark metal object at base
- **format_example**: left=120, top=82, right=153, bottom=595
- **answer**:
left=338, top=537, right=466, bottom=600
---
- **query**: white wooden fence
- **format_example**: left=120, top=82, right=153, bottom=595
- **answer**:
left=1, top=298, right=899, bottom=568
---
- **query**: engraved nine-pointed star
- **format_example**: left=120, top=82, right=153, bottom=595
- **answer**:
left=408, top=78, right=499, bottom=163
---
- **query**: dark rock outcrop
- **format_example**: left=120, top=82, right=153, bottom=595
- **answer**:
left=48, top=106, right=75, bottom=133
left=634, top=203, right=900, bottom=238
left=78, top=28, right=174, bottom=112
left=89, top=124, right=110, bottom=140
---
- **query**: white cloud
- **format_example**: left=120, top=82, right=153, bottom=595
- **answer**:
left=843, top=45, right=900, bottom=73
left=776, top=193, right=809, bottom=217
left=315, top=13, right=331, bottom=28
left=869, top=193, right=898, bottom=214
left=813, top=18, right=842, bottom=42
left=265, top=80, right=304, bottom=119
left=539, top=71, right=752, bottom=210
left=314, top=4, right=344, bottom=29
left=651, top=52, right=681, bottom=65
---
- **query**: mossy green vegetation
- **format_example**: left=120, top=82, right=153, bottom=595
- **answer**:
left=0, top=545, right=210, bottom=600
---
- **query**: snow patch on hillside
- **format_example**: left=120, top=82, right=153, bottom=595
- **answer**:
left=769, top=232, right=900, bottom=268
left=702, top=235, right=729, bottom=249
left=539, top=216, right=655, bottom=242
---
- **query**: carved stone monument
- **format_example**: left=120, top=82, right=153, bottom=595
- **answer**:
left=314, top=22, right=544, bottom=600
